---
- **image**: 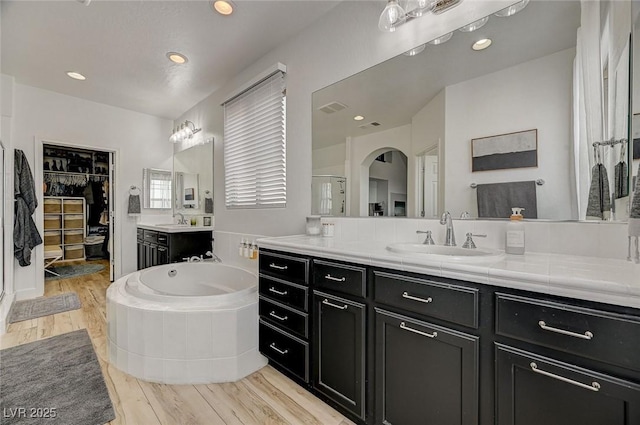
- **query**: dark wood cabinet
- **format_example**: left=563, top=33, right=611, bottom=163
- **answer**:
left=496, top=344, right=640, bottom=425
left=375, top=308, right=479, bottom=425
left=136, top=228, right=212, bottom=270
left=313, top=290, right=366, bottom=420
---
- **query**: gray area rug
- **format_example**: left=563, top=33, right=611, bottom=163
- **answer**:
left=0, top=329, right=115, bottom=425
left=8, top=293, right=81, bottom=323
left=45, top=263, right=105, bottom=281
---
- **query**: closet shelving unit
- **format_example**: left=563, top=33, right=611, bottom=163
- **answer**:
left=43, top=197, right=87, bottom=261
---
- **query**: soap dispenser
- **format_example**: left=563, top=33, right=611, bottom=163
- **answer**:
left=505, top=207, right=525, bottom=255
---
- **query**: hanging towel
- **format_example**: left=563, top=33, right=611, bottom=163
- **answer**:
left=476, top=181, right=538, bottom=219
left=614, top=161, right=628, bottom=199
left=629, top=165, right=640, bottom=234
left=586, top=163, right=612, bottom=220
left=128, top=194, right=141, bottom=215
left=14, top=149, right=43, bottom=266
left=204, top=197, right=213, bottom=214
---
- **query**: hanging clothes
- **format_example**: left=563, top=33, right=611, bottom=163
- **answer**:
left=614, top=141, right=628, bottom=199
left=14, top=149, right=43, bottom=266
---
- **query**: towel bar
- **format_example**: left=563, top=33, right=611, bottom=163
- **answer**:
left=470, top=179, right=545, bottom=189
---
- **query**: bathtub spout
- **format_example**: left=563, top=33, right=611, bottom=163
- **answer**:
left=205, top=251, right=223, bottom=263
left=189, top=256, right=203, bottom=262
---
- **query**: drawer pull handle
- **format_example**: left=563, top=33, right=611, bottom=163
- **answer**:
left=269, top=311, right=288, bottom=321
left=325, top=274, right=346, bottom=282
left=530, top=362, right=600, bottom=392
left=268, top=287, right=288, bottom=296
left=269, top=343, right=289, bottom=355
left=322, top=299, right=348, bottom=310
left=400, top=322, right=437, bottom=339
left=402, top=292, right=433, bottom=304
left=269, top=263, right=288, bottom=270
left=538, top=321, right=594, bottom=340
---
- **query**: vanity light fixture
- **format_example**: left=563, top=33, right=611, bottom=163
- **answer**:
left=170, top=120, right=202, bottom=143
left=472, top=38, right=492, bottom=51
left=66, top=71, right=86, bottom=81
left=459, top=16, right=489, bottom=32
left=403, top=44, right=426, bottom=56
left=378, top=0, right=461, bottom=33
left=213, top=0, right=234, bottom=16
left=167, top=52, right=188, bottom=64
left=354, top=115, right=365, bottom=121
left=428, top=32, right=453, bottom=45
left=494, top=0, right=529, bottom=17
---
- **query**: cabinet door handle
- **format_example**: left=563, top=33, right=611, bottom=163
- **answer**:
left=325, top=274, right=346, bottom=282
left=269, top=263, right=288, bottom=270
left=538, top=321, right=594, bottom=340
left=530, top=362, right=600, bottom=392
left=322, top=299, right=348, bottom=310
left=268, top=287, right=288, bottom=296
left=402, top=292, right=433, bottom=304
left=269, top=311, right=288, bottom=321
left=269, top=343, right=288, bottom=355
left=400, top=322, right=437, bottom=338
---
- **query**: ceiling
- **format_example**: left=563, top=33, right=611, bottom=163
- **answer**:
left=312, top=0, right=581, bottom=149
left=1, top=0, right=341, bottom=119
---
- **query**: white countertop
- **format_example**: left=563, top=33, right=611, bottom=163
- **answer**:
left=137, top=223, right=214, bottom=234
left=257, top=235, right=640, bottom=310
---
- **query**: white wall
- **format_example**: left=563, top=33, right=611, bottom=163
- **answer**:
left=174, top=0, right=515, bottom=238
left=445, top=48, right=576, bottom=219
left=10, top=83, right=173, bottom=300
left=312, top=143, right=346, bottom=177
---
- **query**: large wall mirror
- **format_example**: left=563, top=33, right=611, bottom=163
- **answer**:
left=632, top=1, right=640, bottom=193
left=173, top=141, right=213, bottom=215
left=312, top=0, right=633, bottom=221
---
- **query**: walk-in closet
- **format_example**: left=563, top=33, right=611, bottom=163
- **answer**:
left=42, top=143, right=114, bottom=281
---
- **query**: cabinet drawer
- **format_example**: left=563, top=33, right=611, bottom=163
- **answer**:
left=259, top=320, right=309, bottom=382
left=259, top=276, right=308, bottom=312
left=156, top=233, right=168, bottom=246
left=259, top=252, right=309, bottom=285
left=496, top=293, right=640, bottom=372
left=374, top=271, right=479, bottom=329
left=143, top=230, right=158, bottom=244
left=313, top=260, right=366, bottom=298
left=259, top=298, right=308, bottom=339
left=136, top=228, right=144, bottom=241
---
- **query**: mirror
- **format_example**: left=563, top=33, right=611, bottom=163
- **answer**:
left=632, top=2, right=640, bottom=191
left=173, top=141, right=213, bottom=215
left=312, top=0, right=633, bottom=221
left=142, top=168, right=172, bottom=209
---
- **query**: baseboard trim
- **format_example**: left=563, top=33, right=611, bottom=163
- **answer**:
left=0, top=292, right=16, bottom=335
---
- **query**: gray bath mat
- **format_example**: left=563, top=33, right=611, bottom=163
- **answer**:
left=8, top=292, right=81, bottom=323
left=0, top=329, right=115, bottom=425
left=45, top=263, right=105, bottom=281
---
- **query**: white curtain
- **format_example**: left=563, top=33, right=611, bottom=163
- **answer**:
left=573, top=0, right=604, bottom=220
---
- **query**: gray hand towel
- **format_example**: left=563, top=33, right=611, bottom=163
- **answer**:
left=629, top=165, right=640, bottom=236
left=476, top=181, right=538, bottom=219
left=614, top=161, right=628, bottom=199
left=204, top=197, right=213, bottom=214
left=586, top=164, right=611, bottom=220
left=128, top=194, right=141, bottom=215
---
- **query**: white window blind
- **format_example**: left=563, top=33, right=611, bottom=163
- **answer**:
left=224, top=71, right=286, bottom=208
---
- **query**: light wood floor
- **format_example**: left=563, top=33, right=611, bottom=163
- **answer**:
left=1, top=260, right=355, bottom=425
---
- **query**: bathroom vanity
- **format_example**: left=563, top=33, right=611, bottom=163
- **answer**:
left=256, top=237, right=640, bottom=425
left=136, top=225, right=213, bottom=270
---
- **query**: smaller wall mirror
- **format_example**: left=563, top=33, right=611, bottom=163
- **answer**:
left=142, top=168, right=172, bottom=209
left=175, top=172, right=199, bottom=209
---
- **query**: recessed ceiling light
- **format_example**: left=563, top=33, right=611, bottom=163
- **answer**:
left=354, top=115, right=365, bottom=121
left=472, top=38, right=492, bottom=51
left=66, top=71, right=86, bottom=81
left=167, top=52, right=188, bottom=64
left=213, top=0, right=234, bottom=15
left=403, top=44, right=426, bottom=57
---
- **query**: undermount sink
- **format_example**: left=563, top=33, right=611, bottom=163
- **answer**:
left=155, top=223, right=192, bottom=228
left=386, top=243, right=504, bottom=262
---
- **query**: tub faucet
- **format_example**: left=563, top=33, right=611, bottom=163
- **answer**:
left=205, top=251, right=222, bottom=263
left=189, top=256, right=203, bottom=262
left=440, top=211, right=456, bottom=246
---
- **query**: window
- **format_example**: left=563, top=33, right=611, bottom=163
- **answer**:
left=224, top=71, right=286, bottom=208
left=143, top=168, right=172, bottom=209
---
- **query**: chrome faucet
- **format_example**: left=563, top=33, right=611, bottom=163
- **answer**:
left=416, top=230, right=435, bottom=245
left=205, top=251, right=222, bottom=263
left=175, top=212, right=188, bottom=225
left=440, top=211, right=456, bottom=246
